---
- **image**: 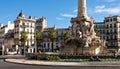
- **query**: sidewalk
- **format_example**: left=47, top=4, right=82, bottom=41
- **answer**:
left=5, top=59, right=120, bottom=66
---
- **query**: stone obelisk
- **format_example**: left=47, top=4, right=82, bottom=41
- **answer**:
left=78, top=0, right=87, bottom=18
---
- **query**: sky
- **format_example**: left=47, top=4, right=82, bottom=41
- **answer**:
left=0, top=0, right=120, bottom=28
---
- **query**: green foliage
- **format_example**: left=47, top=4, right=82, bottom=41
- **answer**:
left=25, top=53, right=36, bottom=59
left=36, top=53, right=49, bottom=60
left=34, top=29, right=42, bottom=42
left=49, top=29, right=57, bottom=42
left=47, top=56, right=61, bottom=61
left=60, top=59, right=89, bottom=62
left=48, top=29, right=57, bottom=52
left=20, top=31, right=28, bottom=42
left=63, top=31, right=70, bottom=41
left=94, top=29, right=100, bottom=36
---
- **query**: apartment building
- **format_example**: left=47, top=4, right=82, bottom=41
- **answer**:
left=12, top=11, right=70, bottom=54
left=4, top=29, right=15, bottom=54
left=42, top=27, right=70, bottom=52
left=95, top=16, right=120, bottom=52
left=0, top=21, right=14, bottom=55
left=14, top=11, right=36, bottom=54
left=36, top=17, right=70, bottom=52
left=94, top=22, right=105, bottom=40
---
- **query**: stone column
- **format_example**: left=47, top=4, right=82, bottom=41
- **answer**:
left=78, top=0, right=87, bottom=18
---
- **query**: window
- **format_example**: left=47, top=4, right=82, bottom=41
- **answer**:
left=43, top=43, right=45, bottom=47
left=27, top=23, right=29, bottom=26
left=110, top=24, right=112, bottom=28
left=110, top=18, right=112, bottom=22
left=107, top=36, right=109, bottom=40
left=110, top=35, right=112, bottom=40
left=23, top=22, right=25, bottom=26
left=106, top=19, right=109, bottom=22
left=110, top=30, right=112, bottom=34
left=113, top=18, right=117, bottom=21
left=31, top=29, right=32, bottom=34
left=48, top=43, right=49, bottom=48
left=114, top=29, right=117, bottom=33
left=114, top=24, right=117, bottom=28
left=107, top=30, right=109, bottom=34
left=115, top=35, right=117, bottom=40
left=103, top=30, right=105, bottom=34
left=106, top=24, right=109, bottom=28
left=27, top=29, right=29, bottom=33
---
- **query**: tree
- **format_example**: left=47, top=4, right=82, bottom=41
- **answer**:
left=94, top=29, right=100, bottom=36
left=63, top=31, right=70, bottom=41
left=20, top=31, right=28, bottom=55
left=49, top=29, right=57, bottom=52
left=34, top=29, right=42, bottom=54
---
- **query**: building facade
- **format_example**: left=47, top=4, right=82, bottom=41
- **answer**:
left=13, top=11, right=70, bottom=54
left=14, top=11, right=37, bottom=54
left=0, top=21, right=14, bottom=55
left=95, top=16, right=120, bottom=53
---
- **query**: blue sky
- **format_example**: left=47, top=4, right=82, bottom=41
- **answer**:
left=0, top=0, right=120, bottom=28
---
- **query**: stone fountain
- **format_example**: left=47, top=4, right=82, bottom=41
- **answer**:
left=60, top=0, right=105, bottom=56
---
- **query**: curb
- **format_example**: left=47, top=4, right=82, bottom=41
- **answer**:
left=5, top=59, right=120, bottom=67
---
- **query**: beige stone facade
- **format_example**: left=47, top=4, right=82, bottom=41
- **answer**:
left=95, top=16, right=120, bottom=54
left=14, top=11, right=38, bottom=54
left=0, top=21, right=14, bottom=55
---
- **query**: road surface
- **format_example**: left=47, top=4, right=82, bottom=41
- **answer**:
left=0, top=60, right=120, bottom=69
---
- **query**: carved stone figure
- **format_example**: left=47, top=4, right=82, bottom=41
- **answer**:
left=60, top=0, right=105, bottom=56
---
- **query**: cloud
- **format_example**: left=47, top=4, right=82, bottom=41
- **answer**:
left=73, top=9, right=78, bottom=13
left=56, top=17, right=62, bottom=20
left=97, top=0, right=116, bottom=2
left=95, top=5, right=105, bottom=9
left=94, top=5, right=120, bottom=14
left=61, top=13, right=76, bottom=17
left=106, top=0, right=116, bottom=2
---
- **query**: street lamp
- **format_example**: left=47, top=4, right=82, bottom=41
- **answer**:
left=34, top=35, right=37, bottom=54
left=2, top=43, right=4, bottom=56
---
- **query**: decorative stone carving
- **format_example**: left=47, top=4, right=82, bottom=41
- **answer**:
left=60, top=0, right=105, bottom=56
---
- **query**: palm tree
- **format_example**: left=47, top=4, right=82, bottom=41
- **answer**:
left=48, top=29, right=57, bottom=52
left=63, top=31, right=70, bottom=41
left=20, top=31, right=28, bottom=55
left=34, top=29, right=42, bottom=54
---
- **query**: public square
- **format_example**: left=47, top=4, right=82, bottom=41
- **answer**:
left=0, top=0, right=120, bottom=68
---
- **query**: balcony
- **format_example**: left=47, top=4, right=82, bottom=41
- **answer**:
left=20, top=25, right=29, bottom=28
left=30, top=32, right=34, bottom=34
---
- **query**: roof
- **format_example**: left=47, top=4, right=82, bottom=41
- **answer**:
left=1, top=25, right=7, bottom=29
left=94, top=22, right=104, bottom=24
left=56, top=28, right=69, bottom=31
left=43, top=27, right=55, bottom=31
left=17, top=11, right=25, bottom=18
left=105, top=15, right=120, bottom=19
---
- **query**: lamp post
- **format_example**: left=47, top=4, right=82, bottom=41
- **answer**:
left=34, top=36, right=37, bottom=54
left=2, top=44, right=4, bottom=56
